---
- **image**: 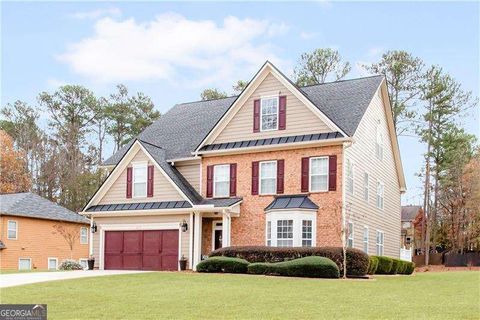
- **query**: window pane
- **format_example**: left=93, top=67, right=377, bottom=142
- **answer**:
left=277, top=220, right=293, bottom=247
left=261, top=97, right=278, bottom=131
left=310, top=158, right=328, bottom=175
left=214, top=165, right=230, bottom=197
left=260, top=162, right=277, bottom=194
left=364, top=173, right=369, bottom=201
left=8, top=221, right=16, bottom=238
left=134, top=182, right=146, bottom=197
left=311, top=175, right=328, bottom=191
left=19, top=259, right=31, bottom=270
left=302, top=220, right=312, bottom=247
left=48, top=259, right=57, bottom=270
left=134, top=166, right=147, bottom=182
left=267, top=221, right=272, bottom=246
left=214, top=181, right=229, bottom=197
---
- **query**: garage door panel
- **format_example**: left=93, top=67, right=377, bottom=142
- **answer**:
left=142, top=255, right=161, bottom=270
left=105, top=255, right=123, bottom=270
left=161, top=230, right=179, bottom=254
left=123, top=231, right=143, bottom=253
left=105, top=231, right=123, bottom=254
left=161, top=254, right=178, bottom=271
left=123, top=254, right=142, bottom=270
left=143, top=231, right=160, bottom=253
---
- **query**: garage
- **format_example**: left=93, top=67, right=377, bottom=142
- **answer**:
left=104, top=230, right=179, bottom=271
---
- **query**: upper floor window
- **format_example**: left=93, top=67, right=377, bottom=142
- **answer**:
left=214, top=164, right=230, bottom=197
left=80, top=227, right=88, bottom=244
left=376, top=181, right=384, bottom=210
left=346, top=221, right=354, bottom=248
left=260, top=96, right=279, bottom=131
left=260, top=161, right=277, bottom=195
left=363, top=172, right=369, bottom=202
left=376, top=230, right=384, bottom=256
left=346, top=159, right=354, bottom=195
left=8, top=220, right=17, bottom=239
left=133, top=163, right=147, bottom=197
left=310, top=157, right=329, bottom=192
left=376, top=125, right=384, bottom=160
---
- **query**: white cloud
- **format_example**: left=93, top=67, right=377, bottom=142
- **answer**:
left=299, top=31, right=317, bottom=40
left=58, top=13, right=289, bottom=87
left=70, top=7, right=121, bottom=20
left=367, top=46, right=385, bottom=58
left=46, top=78, right=68, bottom=88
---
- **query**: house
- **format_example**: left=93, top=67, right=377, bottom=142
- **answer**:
left=0, top=192, right=90, bottom=270
left=401, top=205, right=423, bottom=250
left=81, top=62, right=405, bottom=271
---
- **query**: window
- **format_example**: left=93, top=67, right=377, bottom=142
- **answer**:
left=363, top=173, right=369, bottom=202
left=277, top=220, right=294, bottom=247
left=79, top=259, right=88, bottom=269
left=266, top=212, right=316, bottom=247
left=7, top=220, right=17, bottom=239
left=260, top=96, right=279, bottom=131
left=213, top=165, right=230, bottom=197
left=346, top=159, right=354, bottom=194
left=376, top=231, right=384, bottom=256
left=133, top=163, right=147, bottom=197
left=48, top=258, right=58, bottom=270
left=347, top=222, right=354, bottom=248
left=266, top=221, right=272, bottom=246
left=18, top=258, right=31, bottom=270
left=376, top=125, right=384, bottom=160
left=260, top=161, right=277, bottom=195
left=376, top=181, right=384, bottom=209
left=80, top=227, right=88, bottom=244
left=363, top=227, right=369, bottom=253
left=310, top=157, right=329, bottom=192
left=302, top=220, right=313, bottom=247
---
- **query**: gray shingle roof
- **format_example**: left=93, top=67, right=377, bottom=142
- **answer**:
left=103, top=75, right=383, bottom=166
left=265, top=195, right=319, bottom=211
left=401, top=205, right=422, bottom=221
left=201, top=197, right=243, bottom=207
left=0, top=192, right=89, bottom=224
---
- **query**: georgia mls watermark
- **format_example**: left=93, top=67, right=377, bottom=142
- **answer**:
left=0, top=305, right=47, bottom=320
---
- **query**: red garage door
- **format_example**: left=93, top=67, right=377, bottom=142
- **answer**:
left=104, top=230, right=179, bottom=271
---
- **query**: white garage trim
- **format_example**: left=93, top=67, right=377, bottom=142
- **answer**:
left=98, top=223, right=181, bottom=271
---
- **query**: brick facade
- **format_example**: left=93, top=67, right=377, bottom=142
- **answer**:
left=201, top=145, right=343, bottom=255
left=0, top=215, right=89, bottom=270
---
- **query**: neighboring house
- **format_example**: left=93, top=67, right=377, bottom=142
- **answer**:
left=81, top=62, right=405, bottom=271
left=401, top=205, right=423, bottom=250
left=0, top=192, right=90, bottom=270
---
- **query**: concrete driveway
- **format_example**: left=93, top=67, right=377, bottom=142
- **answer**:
left=0, top=270, right=151, bottom=288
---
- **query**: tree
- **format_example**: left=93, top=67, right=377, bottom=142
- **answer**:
left=0, top=130, right=31, bottom=193
left=233, top=80, right=248, bottom=94
left=92, top=97, right=109, bottom=165
left=294, top=48, right=351, bottom=86
left=129, top=92, right=160, bottom=137
left=363, top=50, right=425, bottom=135
left=200, top=88, right=228, bottom=101
left=52, top=223, right=80, bottom=258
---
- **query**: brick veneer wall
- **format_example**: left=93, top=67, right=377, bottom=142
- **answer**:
left=201, top=145, right=344, bottom=253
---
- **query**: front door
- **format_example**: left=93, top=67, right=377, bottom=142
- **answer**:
left=213, top=222, right=223, bottom=250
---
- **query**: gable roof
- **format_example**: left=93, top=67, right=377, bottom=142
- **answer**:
left=104, top=71, right=383, bottom=166
left=401, top=205, right=422, bottom=222
left=0, top=192, right=89, bottom=224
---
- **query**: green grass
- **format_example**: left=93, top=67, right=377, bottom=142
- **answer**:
left=1, top=272, right=479, bottom=319
left=0, top=269, right=59, bottom=274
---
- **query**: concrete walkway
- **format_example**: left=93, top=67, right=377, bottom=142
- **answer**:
left=0, top=270, right=151, bottom=288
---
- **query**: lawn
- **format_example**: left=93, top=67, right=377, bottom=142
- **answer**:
left=1, top=271, right=478, bottom=319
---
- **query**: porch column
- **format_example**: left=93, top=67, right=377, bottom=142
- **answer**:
left=193, top=212, right=202, bottom=271
left=188, top=212, right=194, bottom=269
left=222, top=210, right=231, bottom=247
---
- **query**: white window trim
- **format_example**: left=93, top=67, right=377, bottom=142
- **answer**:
left=265, top=211, right=316, bottom=247
left=48, top=257, right=58, bottom=270
left=363, top=226, right=369, bottom=254
left=347, top=221, right=354, bottom=248
left=18, top=258, right=32, bottom=270
left=260, top=95, right=279, bottom=132
left=80, top=226, right=88, bottom=244
left=363, top=172, right=369, bottom=202
left=376, top=180, right=385, bottom=210
left=259, top=160, right=277, bottom=195
left=79, top=258, right=89, bottom=270
left=266, top=220, right=272, bottom=246
left=7, top=220, right=18, bottom=240
left=132, top=161, right=148, bottom=198
left=376, top=230, right=384, bottom=256
left=309, top=156, right=329, bottom=192
left=213, top=164, right=230, bottom=198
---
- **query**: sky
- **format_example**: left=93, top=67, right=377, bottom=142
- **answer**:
left=1, top=1, right=479, bottom=205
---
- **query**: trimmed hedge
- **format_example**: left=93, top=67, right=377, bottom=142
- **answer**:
left=374, top=256, right=393, bottom=274
left=210, top=246, right=369, bottom=276
left=403, top=261, right=415, bottom=275
left=367, top=256, right=379, bottom=275
left=388, top=258, right=402, bottom=275
left=247, top=256, right=340, bottom=278
left=196, top=256, right=249, bottom=273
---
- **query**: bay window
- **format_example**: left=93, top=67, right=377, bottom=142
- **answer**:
left=265, top=211, right=316, bottom=247
left=259, top=161, right=277, bottom=195
left=310, top=157, right=329, bottom=192
left=213, top=165, right=230, bottom=197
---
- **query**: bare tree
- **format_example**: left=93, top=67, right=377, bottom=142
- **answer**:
left=52, top=223, right=80, bottom=259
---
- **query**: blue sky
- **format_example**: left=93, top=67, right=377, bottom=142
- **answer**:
left=2, top=1, right=479, bottom=205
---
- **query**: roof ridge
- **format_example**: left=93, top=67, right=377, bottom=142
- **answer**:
left=299, top=74, right=384, bottom=89
left=174, top=95, right=237, bottom=106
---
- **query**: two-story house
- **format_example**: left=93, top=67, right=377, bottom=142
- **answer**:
left=81, top=62, right=405, bottom=271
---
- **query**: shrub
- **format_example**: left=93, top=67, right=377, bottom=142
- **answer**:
left=367, top=256, right=379, bottom=275
left=397, top=260, right=408, bottom=274
left=247, top=256, right=339, bottom=278
left=402, top=262, right=415, bottom=275
left=59, top=259, right=83, bottom=270
left=211, top=246, right=369, bottom=276
left=389, top=258, right=402, bottom=275
left=374, top=256, right=393, bottom=274
left=196, top=256, right=249, bottom=273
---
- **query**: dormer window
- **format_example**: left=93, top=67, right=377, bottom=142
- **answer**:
left=133, top=163, right=147, bottom=198
left=260, top=96, right=279, bottom=131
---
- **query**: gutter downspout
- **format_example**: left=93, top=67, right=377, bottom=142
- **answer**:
left=342, top=141, right=353, bottom=279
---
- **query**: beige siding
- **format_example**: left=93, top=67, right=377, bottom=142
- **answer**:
left=176, top=162, right=201, bottom=193
left=345, top=88, right=402, bottom=258
left=213, top=73, right=332, bottom=144
left=92, top=214, right=190, bottom=268
left=99, top=149, right=184, bottom=204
